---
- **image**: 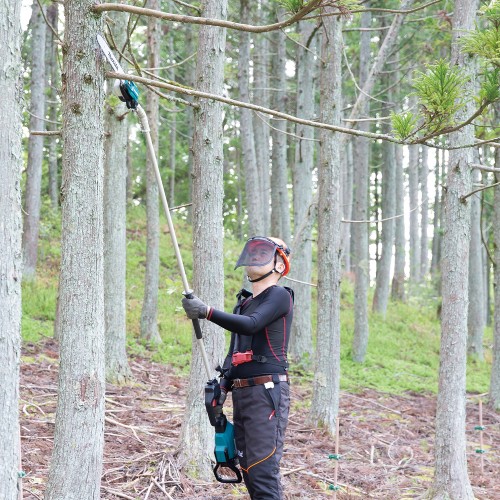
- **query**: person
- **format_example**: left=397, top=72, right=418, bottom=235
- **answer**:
left=182, top=236, right=294, bottom=499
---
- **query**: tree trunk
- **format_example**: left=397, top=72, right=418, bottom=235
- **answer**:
left=23, top=0, right=47, bottom=279
left=391, top=144, right=405, bottom=300
left=408, top=143, right=421, bottom=283
left=342, top=139, right=354, bottom=272
left=103, top=5, right=132, bottom=383
left=467, top=163, right=485, bottom=360
left=0, top=2, right=23, bottom=497
left=270, top=12, right=291, bottom=244
left=238, top=0, right=262, bottom=235
left=431, top=147, right=441, bottom=276
left=168, top=33, right=177, bottom=207
left=140, top=0, right=162, bottom=344
left=44, top=0, right=105, bottom=498
left=351, top=7, right=371, bottom=362
left=309, top=8, right=342, bottom=434
left=490, top=137, right=500, bottom=410
left=46, top=3, right=60, bottom=210
left=253, top=0, right=271, bottom=234
left=372, top=94, right=396, bottom=316
left=289, top=19, right=316, bottom=365
left=178, top=0, right=227, bottom=480
left=429, top=1, right=478, bottom=498
left=420, top=146, right=429, bottom=278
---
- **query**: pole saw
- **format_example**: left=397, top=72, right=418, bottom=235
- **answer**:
left=97, top=34, right=242, bottom=484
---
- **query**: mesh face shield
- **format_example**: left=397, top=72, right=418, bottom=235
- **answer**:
left=235, top=236, right=291, bottom=276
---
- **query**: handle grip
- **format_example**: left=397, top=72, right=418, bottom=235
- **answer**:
left=183, top=290, right=203, bottom=340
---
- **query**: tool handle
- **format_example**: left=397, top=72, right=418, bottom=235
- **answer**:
left=183, top=291, right=203, bottom=340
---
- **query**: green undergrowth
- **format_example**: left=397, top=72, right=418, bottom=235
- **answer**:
left=22, top=204, right=493, bottom=394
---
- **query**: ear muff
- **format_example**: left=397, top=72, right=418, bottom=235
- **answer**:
left=276, top=247, right=291, bottom=276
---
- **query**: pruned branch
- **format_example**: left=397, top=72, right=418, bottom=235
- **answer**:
left=106, top=70, right=399, bottom=143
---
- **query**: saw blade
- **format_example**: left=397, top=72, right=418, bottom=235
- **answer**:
left=97, top=34, right=125, bottom=75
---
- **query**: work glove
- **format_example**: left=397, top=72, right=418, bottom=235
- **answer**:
left=182, top=294, right=209, bottom=319
left=218, top=377, right=233, bottom=405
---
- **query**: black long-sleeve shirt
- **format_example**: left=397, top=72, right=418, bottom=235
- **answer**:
left=208, top=285, right=294, bottom=379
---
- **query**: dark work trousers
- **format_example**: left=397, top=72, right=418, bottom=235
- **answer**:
left=232, top=381, right=290, bottom=499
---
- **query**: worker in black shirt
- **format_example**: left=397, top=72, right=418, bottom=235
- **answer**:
left=182, top=236, right=294, bottom=500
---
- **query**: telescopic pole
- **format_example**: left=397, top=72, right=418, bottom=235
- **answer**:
left=135, top=104, right=213, bottom=380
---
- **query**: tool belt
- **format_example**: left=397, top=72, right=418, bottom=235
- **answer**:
left=232, top=373, right=289, bottom=388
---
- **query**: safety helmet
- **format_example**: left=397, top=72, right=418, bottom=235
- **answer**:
left=235, top=236, right=291, bottom=277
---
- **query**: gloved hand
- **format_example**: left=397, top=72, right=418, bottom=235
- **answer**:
left=218, top=377, right=233, bottom=405
left=182, top=294, right=209, bottom=319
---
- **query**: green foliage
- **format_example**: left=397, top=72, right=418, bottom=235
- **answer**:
left=391, top=111, right=418, bottom=140
left=276, top=0, right=360, bottom=15
left=412, top=59, right=467, bottom=133
left=460, top=1, right=500, bottom=108
left=276, top=0, right=306, bottom=13
left=479, top=67, right=500, bottom=103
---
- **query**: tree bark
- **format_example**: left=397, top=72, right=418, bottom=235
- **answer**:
left=351, top=7, right=371, bottom=362
left=309, top=8, right=342, bottom=434
left=103, top=5, right=132, bottom=383
left=372, top=94, right=396, bottom=316
left=45, top=0, right=105, bottom=497
left=429, top=1, right=478, bottom=498
left=342, top=139, right=354, bottom=272
left=168, top=33, right=177, bottom=207
left=490, top=135, right=500, bottom=410
left=408, top=143, right=421, bottom=283
left=289, top=19, right=316, bottom=365
left=140, top=0, right=162, bottom=344
left=270, top=11, right=291, bottom=244
left=0, top=2, right=23, bottom=497
left=420, top=145, right=429, bottom=278
left=391, top=144, right=405, bottom=301
left=238, top=0, right=262, bottom=235
left=178, top=0, right=227, bottom=480
left=23, top=0, right=47, bottom=278
left=46, top=2, right=60, bottom=210
left=253, top=0, right=271, bottom=234
left=431, top=147, right=441, bottom=276
left=467, top=161, right=485, bottom=360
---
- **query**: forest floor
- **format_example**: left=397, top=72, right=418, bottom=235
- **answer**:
left=20, top=339, right=500, bottom=500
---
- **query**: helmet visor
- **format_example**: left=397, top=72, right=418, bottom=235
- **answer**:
left=235, top=237, right=278, bottom=269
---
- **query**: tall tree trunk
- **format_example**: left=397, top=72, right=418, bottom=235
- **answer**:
left=391, top=144, right=405, bottom=300
left=253, top=0, right=271, bottom=234
left=168, top=33, right=177, bottom=207
left=23, top=0, right=47, bottom=278
left=408, top=144, right=421, bottom=282
left=45, top=0, right=105, bottom=497
left=420, top=146, right=430, bottom=278
left=342, top=139, right=354, bottom=272
left=103, top=5, right=132, bottom=383
left=467, top=164, right=485, bottom=360
left=178, top=0, right=227, bottom=479
left=429, top=1, right=478, bottom=498
left=309, top=8, right=342, bottom=434
left=372, top=92, right=396, bottom=316
left=140, top=0, right=162, bottom=344
left=431, top=147, right=441, bottom=276
left=270, top=12, right=291, bottom=244
left=490, top=137, right=500, bottom=409
left=351, top=7, right=371, bottom=362
left=184, top=23, right=195, bottom=216
left=289, top=19, right=316, bottom=365
left=46, top=3, right=60, bottom=210
left=0, top=2, right=23, bottom=497
left=238, top=0, right=262, bottom=235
